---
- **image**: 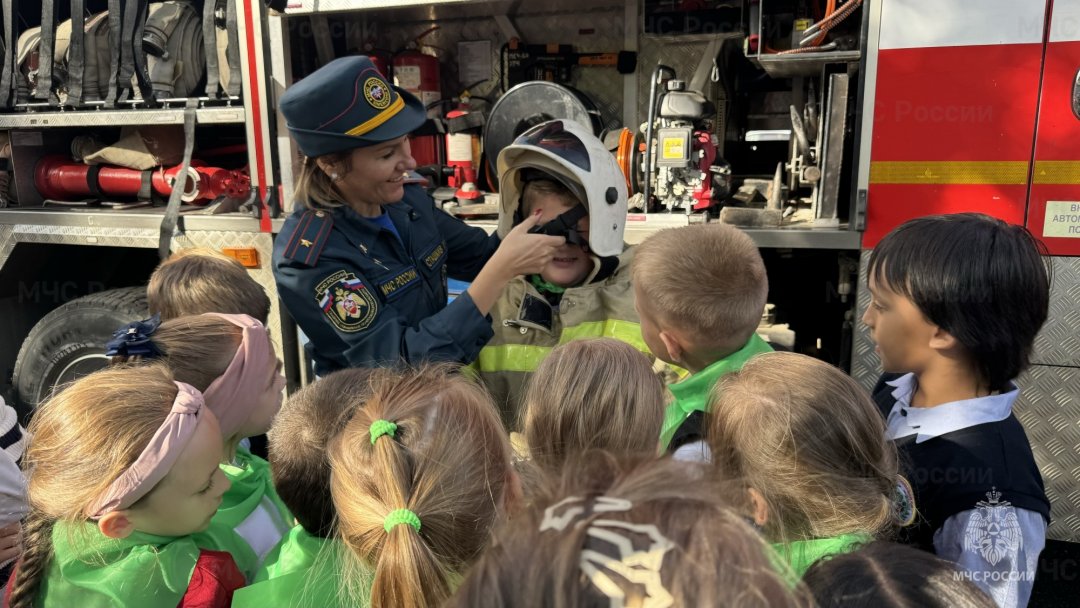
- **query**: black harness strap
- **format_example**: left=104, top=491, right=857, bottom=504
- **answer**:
left=66, top=0, right=87, bottom=106
left=158, top=99, right=196, bottom=260
left=35, top=0, right=58, bottom=102
left=202, top=0, right=220, bottom=97
left=224, top=0, right=240, bottom=97
left=130, top=0, right=151, bottom=100
left=105, top=0, right=122, bottom=105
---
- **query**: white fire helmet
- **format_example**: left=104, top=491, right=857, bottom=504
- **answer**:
left=496, top=120, right=628, bottom=257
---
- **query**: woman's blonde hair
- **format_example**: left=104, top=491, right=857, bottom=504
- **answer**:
left=292, top=152, right=352, bottom=210
left=111, top=314, right=241, bottom=395
left=10, top=365, right=183, bottom=608
left=707, top=351, right=898, bottom=542
left=447, top=451, right=807, bottom=608
left=522, top=338, right=665, bottom=470
left=328, top=364, right=512, bottom=608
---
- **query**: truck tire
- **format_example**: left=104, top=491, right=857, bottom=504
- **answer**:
left=11, top=287, right=147, bottom=420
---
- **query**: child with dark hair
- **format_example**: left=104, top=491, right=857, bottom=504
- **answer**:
left=804, top=541, right=995, bottom=608
left=864, top=213, right=1051, bottom=607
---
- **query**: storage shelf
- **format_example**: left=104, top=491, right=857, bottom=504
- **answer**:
left=464, top=217, right=862, bottom=250
left=283, top=0, right=482, bottom=15
left=0, top=106, right=246, bottom=129
left=752, top=50, right=862, bottom=78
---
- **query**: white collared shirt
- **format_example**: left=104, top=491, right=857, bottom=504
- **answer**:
left=883, top=373, right=1019, bottom=443
left=882, top=373, right=1044, bottom=608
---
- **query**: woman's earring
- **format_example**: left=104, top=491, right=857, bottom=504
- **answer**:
left=330, top=172, right=341, bottom=182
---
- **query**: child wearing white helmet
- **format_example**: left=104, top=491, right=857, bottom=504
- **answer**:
left=475, top=119, right=657, bottom=429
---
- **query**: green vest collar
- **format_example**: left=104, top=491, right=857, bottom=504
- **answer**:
left=661, top=334, right=773, bottom=448
left=772, top=533, right=869, bottom=579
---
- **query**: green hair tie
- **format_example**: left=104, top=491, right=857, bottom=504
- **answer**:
left=369, top=419, right=398, bottom=445
left=384, top=508, right=421, bottom=534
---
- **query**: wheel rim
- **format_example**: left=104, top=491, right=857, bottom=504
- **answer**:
left=39, top=352, right=110, bottom=403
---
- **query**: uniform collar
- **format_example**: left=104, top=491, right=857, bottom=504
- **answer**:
left=884, top=373, right=1019, bottom=443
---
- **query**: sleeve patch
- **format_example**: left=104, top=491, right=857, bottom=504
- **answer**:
left=315, top=270, right=378, bottom=332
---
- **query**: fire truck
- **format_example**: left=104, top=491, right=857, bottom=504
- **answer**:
left=0, top=0, right=1076, bottom=593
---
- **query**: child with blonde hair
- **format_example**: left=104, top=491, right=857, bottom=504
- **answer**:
left=447, top=451, right=804, bottom=607
left=632, top=223, right=773, bottom=457
left=521, top=338, right=665, bottom=470
left=107, top=313, right=290, bottom=574
left=6, top=365, right=244, bottom=607
left=148, top=248, right=272, bottom=324
left=707, top=351, right=902, bottom=577
left=231, top=368, right=375, bottom=607
left=328, top=365, right=518, bottom=607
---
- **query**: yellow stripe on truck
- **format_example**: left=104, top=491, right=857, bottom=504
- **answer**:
left=869, top=161, right=1029, bottom=185
left=1032, top=161, right=1080, bottom=185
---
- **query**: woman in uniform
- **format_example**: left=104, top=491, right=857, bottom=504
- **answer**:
left=273, top=56, right=563, bottom=375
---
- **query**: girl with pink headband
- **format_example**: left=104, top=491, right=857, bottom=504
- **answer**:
left=108, top=312, right=291, bottom=575
left=6, top=365, right=248, bottom=608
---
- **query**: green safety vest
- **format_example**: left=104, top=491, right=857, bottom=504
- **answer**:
left=211, top=446, right=293, bottom=578
left=661, top=334, right=774, bottom=449
left=36, top=519, right=252, bottom=608
left=233, top=525, right=361, bottom=608
left=772, top=532, right=870, bottom=579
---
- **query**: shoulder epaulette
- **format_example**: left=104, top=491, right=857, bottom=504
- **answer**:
left=282, top=209, right=334, bottom=267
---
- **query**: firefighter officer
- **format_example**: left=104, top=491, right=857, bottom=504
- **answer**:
left=273, top=56, right=564, bottom=375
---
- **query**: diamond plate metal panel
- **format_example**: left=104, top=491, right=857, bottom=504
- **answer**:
left=853, top=252, right=1080, bottom=542
left=1014, top=365, right=1080, bottom=542
left=851, top=249, right=878, bottom=392
left=1033, top=256, right=1080, bottom=367
left=0, top=222, right=284, bottom=363
left=636, top=35, right=730, bottom=125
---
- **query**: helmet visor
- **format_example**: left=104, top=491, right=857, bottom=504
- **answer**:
left=513, top=120, right=591, bottom=172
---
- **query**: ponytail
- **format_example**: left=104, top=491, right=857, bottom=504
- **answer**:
left=8, top=509, right=56, bottom=608
left=329, top=365, right=510, bottom=608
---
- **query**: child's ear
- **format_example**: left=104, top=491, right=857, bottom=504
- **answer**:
left=748, top=488, right=769, bottom=527
left=658, top=330, right=684, bottom=364
left=928, top=325, right=960, bottom=352
left=98, top=511, right=136, bottom=539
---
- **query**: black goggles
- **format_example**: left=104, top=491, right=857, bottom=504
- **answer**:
left=529, top=205, right=589, bottom=247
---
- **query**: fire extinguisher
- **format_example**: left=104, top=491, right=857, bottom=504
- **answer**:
left=361, top=42, right=392, bottom=79
left=392, top=27, right=442, bottom=116
left=394, top=27, right=444, bottom=168
left=445, top=97, right=482, bottom=201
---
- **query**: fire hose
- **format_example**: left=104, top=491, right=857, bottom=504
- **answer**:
left=34, top=155, right=251, bottom=204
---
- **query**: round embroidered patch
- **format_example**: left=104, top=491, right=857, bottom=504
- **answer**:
left=315, top=270, right=378, bottom=333
left=364, top=77, right=391, bottom=110
left=894, top=475, right=917, bottom=527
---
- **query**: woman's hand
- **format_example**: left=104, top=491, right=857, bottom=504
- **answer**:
left=490, top=211, right=566, bottom=280
left=466, top=211, right=566, bottom=316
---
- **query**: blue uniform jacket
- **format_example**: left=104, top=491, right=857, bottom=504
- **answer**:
left=273, top=184, right=500, bottom=375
